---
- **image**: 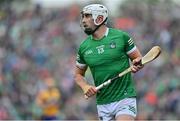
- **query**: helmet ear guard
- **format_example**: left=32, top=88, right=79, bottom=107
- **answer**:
left=94, top=15, right=105, bottom=26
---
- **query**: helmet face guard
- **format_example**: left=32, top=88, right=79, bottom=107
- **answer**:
left=81, top=4, right=108, bottom=26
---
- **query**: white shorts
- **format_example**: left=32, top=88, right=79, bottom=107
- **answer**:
left=97, top=98, right=137, bottom=121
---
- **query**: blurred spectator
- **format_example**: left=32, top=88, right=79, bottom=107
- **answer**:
left=36, top=73, right=61, bottom=120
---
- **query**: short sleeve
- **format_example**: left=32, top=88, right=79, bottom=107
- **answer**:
left=123, top=32, right=136, bottom=54
left=76, top=48, right=87, bottom=69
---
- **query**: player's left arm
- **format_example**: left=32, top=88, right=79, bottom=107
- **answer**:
left=123, top=32, right=144, bottom=73
left=128, top=48, right=144, bottom=73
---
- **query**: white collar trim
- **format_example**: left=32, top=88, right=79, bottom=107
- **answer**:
left=104, top=28, right=109, bottom=36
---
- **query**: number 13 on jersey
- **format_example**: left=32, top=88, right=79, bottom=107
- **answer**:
left=96, top=45, right=105, bottom=54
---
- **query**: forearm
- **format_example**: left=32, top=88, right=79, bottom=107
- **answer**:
left=74, top=73, right=97, bottom=98
left=74, top=74, right=89, bottom=90
left=128, top=48, right=142, bottom=61
left=128, top=48, right=144, bottom=72
left=74, top=66, right=97, bottom=97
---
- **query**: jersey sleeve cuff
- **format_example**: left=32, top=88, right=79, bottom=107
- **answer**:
left=126, top=46, right=137, bottom=54
left=76, top=61, right=87, bottom=69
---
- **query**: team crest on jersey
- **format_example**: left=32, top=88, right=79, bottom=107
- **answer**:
left=110, top=42, right=116, bottom=49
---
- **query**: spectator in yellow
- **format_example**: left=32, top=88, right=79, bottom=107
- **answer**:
left=36, top=77, right=61, bottom=120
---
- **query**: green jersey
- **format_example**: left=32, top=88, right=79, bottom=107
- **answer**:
left=76, top=28, right=137, bottom=105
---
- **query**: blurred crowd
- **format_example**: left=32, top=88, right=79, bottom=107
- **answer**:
left=0, top=0, right=179, bottom=120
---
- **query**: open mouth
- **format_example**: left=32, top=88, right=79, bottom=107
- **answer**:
left=83, top=25, right=88, bottom=28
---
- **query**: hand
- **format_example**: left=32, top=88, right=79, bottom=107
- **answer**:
left=82, top=84, right=97, bottom=99
left=131, top=57, right=144, bottom=73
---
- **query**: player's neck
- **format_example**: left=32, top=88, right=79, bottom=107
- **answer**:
left=92, top=26, right=107, bottom=40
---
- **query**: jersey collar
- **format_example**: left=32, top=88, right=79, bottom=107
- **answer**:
left=90, top=27, right=109, bottom=40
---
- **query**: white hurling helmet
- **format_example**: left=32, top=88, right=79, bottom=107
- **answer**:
left=82, top=4, right=108, bottom=25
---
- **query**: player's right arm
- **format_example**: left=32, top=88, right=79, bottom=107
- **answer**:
left=75, top=45, right=97, bottom=98
left=74, top=66, right=97, bottom=98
